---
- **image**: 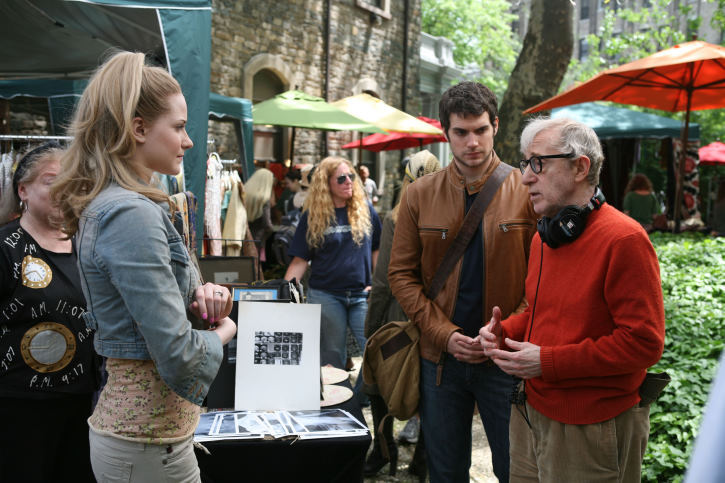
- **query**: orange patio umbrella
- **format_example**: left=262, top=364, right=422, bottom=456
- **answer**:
left=525, top=40, right=725, bottom=231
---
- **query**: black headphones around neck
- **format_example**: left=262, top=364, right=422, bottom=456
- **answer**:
left=537, top=187, right=606, bottom=248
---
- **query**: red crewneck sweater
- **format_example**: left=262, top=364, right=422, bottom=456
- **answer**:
left=501, top=203, right=665, bottom=424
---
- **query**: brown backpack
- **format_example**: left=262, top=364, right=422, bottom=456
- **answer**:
left=362, top=320, right=420, bottom=420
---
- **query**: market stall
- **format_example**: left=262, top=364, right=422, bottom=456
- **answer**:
left=551, top=102, right=700, bottom=215
left=209, top=93, right=255, bottom=181
left=1, top=5, right=372, bottom=480
left=1, top=0, right=212, bottom=244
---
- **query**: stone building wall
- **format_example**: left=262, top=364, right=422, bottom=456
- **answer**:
left=209, top=0, right=422, bottom=211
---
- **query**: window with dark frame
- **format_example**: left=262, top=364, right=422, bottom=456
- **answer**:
left=356, top=0, right=391, bottom=20
left=579, top=37, right=590, bottom=60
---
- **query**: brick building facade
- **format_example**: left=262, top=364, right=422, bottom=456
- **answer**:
left=208, top=0, right=423, bottom=210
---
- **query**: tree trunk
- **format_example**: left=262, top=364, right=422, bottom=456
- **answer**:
left=497, top=0, right=574, bottom=165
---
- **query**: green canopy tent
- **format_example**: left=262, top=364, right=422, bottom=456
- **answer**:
left=252, top=90, right=386, bottom=132
left=551, top=102, right=699, bottom=139
left=252, top=90, right=386, bottom=162
left=0, top=81, right=254, bottom=183
left=209, top=93, right=255, bottom=181
left=551, top=102, right=700, bottom=209
left=0, top=0, right=212, bottom=248
left=0, top=79, right=89, bottom=133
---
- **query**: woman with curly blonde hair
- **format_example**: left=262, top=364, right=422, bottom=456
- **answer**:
left=284, top=156, right=382, bottom=379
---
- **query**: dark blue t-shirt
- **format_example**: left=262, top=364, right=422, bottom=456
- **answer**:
left=289, top=204, right=382, bottom=292
left=452, top=190, right=484, bottom=338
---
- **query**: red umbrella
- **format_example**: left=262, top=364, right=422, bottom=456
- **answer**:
left=699, top=142, right=725, bottom=166
left=525, top=40, right=725, bottom=231
left=342, top=116, right=447, bottom=152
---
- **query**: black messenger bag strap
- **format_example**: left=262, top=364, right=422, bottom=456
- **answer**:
left=425, top=162, right=514, bottom=300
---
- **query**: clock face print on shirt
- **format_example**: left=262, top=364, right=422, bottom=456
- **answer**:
left=21, top=255, right=53, bottom=289
left=21, top=322, right=76, bottom=373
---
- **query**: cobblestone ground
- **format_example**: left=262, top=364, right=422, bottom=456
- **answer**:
left=351, top=357, right=497, bottom=483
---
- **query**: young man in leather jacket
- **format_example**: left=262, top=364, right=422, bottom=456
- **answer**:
left=388, top=81, right=537, bottom=482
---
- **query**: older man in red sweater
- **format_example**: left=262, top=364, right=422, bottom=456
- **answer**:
left=481, top=117, right=665, bottom=482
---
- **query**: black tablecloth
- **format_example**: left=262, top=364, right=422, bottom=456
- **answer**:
left=197, top=351, right=370, bottom=483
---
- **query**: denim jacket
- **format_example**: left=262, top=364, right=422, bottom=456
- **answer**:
left=77, top=183, right=222, bottom=405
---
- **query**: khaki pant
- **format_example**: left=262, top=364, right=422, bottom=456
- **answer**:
left=509, top=402, right=650, bottom=483
left=89, top=430, right=200, bottom=483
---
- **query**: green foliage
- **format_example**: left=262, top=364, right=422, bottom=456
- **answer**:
left=564, top=0, right=687, bottom=90
left=643, top=233, right=725, bottom=482
left=563, top=0, right=725, bottom=147
left=690, top=109, right=725, bottom=145
left=711, top=0, right=725, bottom=33
left=421, top=0, right=520, bottom=99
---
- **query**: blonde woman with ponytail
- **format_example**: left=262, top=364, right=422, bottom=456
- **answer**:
left=51, top=51, right=236, bottom=482
left=284, top=156, right=382, bottom=395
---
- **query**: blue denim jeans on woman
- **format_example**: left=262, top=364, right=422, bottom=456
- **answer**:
left=307, top=287, right=368, bottom=395
left=420, top=354, right=513, bottom=482
left=307, top=287, right=368, bottom=362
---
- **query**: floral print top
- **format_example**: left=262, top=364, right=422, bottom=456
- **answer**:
left=88, top=358, right=200, bottom=444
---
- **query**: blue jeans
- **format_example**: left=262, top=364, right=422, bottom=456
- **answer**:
left=420, top=354, right=513, bottom=482
left=307, top=287, right=368, bottom=396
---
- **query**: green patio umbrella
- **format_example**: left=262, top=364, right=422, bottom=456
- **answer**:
left=252, top=90, right=386, bottom=133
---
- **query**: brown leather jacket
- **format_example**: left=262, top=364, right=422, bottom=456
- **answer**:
left=388, top=154, right=537, bottom=364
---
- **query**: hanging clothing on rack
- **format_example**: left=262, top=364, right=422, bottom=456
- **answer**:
left=1, top=152, right=14, bottom=202
left=161, top=174, right=180, bottom=196
left=221, top=187, right=232, bottom=224
left=204, top=152, right=223, bottom=255
left=168, top=192, right=191, bottom=252
left=218, top=159, right=237, bottom=224
left=221, top=173, right=248, bottom=256
left=185, top=191, right=199, bottom=255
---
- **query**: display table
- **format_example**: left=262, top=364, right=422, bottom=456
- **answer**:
left=196, top=352, right=371, bottom=482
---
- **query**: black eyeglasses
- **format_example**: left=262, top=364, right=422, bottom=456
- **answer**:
left=519, top=151, right=576, bottom=175
left=335, top=173, right=356, bottom=184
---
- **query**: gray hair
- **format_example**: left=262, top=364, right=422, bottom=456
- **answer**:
left=520, top=116, right=604, bottom=186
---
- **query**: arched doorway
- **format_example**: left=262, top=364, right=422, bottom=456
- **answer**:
left=252, top=68, right=285, bottom=164
left=244, top=54, right=293, bottom=165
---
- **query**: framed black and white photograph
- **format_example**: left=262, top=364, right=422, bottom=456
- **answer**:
left=235, top=302, right=321, bottom=410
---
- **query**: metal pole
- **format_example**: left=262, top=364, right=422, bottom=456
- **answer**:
left=673, top=83, right=694, bottom=233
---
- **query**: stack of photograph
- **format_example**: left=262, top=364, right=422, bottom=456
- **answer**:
left=194, top=409, right=368, bottom=442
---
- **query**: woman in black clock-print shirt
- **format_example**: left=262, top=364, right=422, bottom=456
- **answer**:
left=0, top=142, right=98, bottom=482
